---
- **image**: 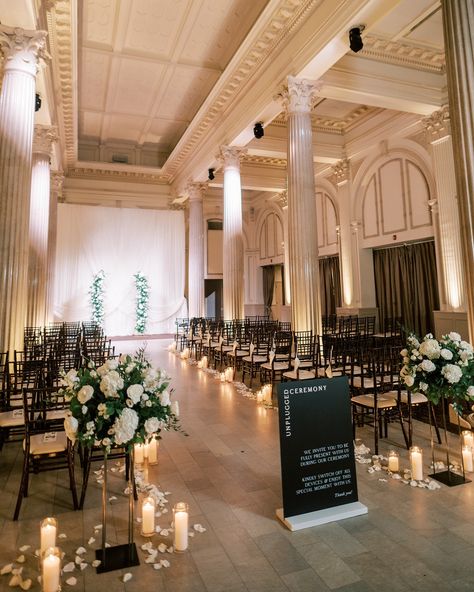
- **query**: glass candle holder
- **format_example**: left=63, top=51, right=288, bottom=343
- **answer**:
left=134, top=443, right=145, bottom=465
left=173, top=502, right=189, bottom=552
left=202, top=356, right=208, bottom=369
left=462, top=445, right=474, bottom=472
left=256, top=389, right=264, bottom=404
left=220, top=372, right=226, bottom=382
left=42, top=547, right=61, bottom=592
left=409, top=446, right=423, bottom=481
left=40, top=517, right=57, bottom=555
left=147, top=436, right=158, bottom=465
left=387, top=450, right=399, bottom=473
left=462, top=430, right=474, bottom=450
left=141, top=496, right=156, bottom=537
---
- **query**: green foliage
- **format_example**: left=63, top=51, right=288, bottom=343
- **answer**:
left=134, top=272, right=150, bottom=334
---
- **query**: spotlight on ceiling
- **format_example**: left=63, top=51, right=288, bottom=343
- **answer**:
left=208, top=168, right=215, bottom=181
left=35, top=93, right=42, bottom=112
left=253, top=122, right=264, bottom=139
left=349, top=25, right=365, bottom=53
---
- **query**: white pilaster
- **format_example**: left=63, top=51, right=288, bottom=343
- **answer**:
left=219, top=146, right=246, bottom=320
left=278, top=191, right=291, bottom=306
left=0, top=25, right=48, bottom=353
left=27, top=125, right=58, bottom=328
left=187, top=182, right=207, bottom=319
left=282, top=76, right=322, bottom=335
left=333, top=159, right=353, bottom=308
left=46, top=171, right=64, bottom=323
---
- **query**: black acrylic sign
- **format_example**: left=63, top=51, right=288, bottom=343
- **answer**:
left=277, top=377, right=359, bottom=518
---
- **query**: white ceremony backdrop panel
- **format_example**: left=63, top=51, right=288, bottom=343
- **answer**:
left=54, top=204, right=186, bottom=335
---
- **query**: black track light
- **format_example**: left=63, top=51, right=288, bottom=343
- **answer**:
left=208, top=168, right=215, bottom=181
left=349, top=25, right=365, bottom=53
left=253, top=122, right=264, bottom=139
left=35, top=93, right=42, bottom=112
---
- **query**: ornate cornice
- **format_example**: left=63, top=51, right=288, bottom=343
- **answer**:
left=0, top=25, right=48, bottom=76
left=163, top=0, right=320, bottom=178
left=271, top=105, right=374, bottom=134
left=422, top=105, right=450, bottom=143
left=67, top=167, right=171, bottom=184
left=168, top=198, right=186, bottom=211
left=51, top=170, right=65, bottom=196
left=360, top=34, right=445, bottom=73
left=242, top=154, right=287, bottom=168
left=277, top=190, right=288, bottom=208
left=33, top=124, right=58, bottom=155
left=332, top=158, right=350, bottom=185
left=45, top=0, right=77, bottom=167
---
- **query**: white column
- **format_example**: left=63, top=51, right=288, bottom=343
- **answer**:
left=0, top=25, right=47, bottom=353
left=441, top=0, right=474, bottom=341
left=187, top=182, right=207, bottom=319
left=423, top=107, right=466, bottom=313
left=219, top=146, right=246, bottom=320
left=278, top=191, right=291, bottom=305
left=333, top=159, right=353, bottom=307
left=282, top=76, right=322, bottom=335
left=27, top=125, right=58, bottom=328
left=46, top=172, right=64, bottom=324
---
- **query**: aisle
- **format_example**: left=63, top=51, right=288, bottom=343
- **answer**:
left=1, top=337, right=474, bottom=591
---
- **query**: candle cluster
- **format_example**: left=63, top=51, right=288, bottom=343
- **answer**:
left=134, top=437, right=159, bottom=466
left=40, top=518, right=60, bottom=592
left=180, top=348, right=190, bottom=360
left=197, top=356, right=208, bottom=369
left=255, top=384, right=273, bottom=406
left=462, top=430, right=474, bottom=472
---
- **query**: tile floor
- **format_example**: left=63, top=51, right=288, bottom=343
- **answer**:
left=1, top=337, right=474, bottom=591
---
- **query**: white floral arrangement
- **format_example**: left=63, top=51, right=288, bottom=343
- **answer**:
left=134, top=272, right=149, bottom=334
left=400, top=331, right=474, bottom=412
left=89, top=270, right=105, bottom=327
left=61, top=351, right=181, bottom=451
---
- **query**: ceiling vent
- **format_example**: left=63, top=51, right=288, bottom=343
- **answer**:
left=111, top=154, right=129, bottom=164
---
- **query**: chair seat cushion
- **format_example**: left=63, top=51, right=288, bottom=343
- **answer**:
left=261, top=361, right=289, bottom=371
left=283, top=370, right=316, bottom=381
left=242, top=355, right=267, bottom=363
left=0, top=409, right=25, bottom=427
left=46, top=409, right=67, bottom=421
left=400, top=391, right=428, bottom=404
left=351, top=394, right=397, bottom=409
left=352, top=377, right=376, bottom=389
left=27, top=431, right=68, bottom=455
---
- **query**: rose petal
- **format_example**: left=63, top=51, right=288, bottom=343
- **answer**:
left=80, top=563, right=87, bottom=571
left=75, top=556, right=83, bottom=565
left=88, top=537, right=95, bottom=545
left=92, top=560, right=101, bottom=568
left=76, top=547, right=86, bottom=555
left=63, top=562, right=75, bottom=573
left=20, top=579, right=32, bottom=591
left=158, top=543, right=167, bottom=553
left=1, top=564, right=13, bottom=575
left=18, top=546, right=30, bottom=553
left=12, top=567, right=23, bottom=576
left=122, top=573, right=132, bottom=582
left=58, top=533, right=67, bottom=539
left=160, top=559, right=170, bottom=568
left=9, top=575, right=22, bottom=587
left=66, top=577, right=77, bottom=586
left=153, top=563, right=162, bottom=570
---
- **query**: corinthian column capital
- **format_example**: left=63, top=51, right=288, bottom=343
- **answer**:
left=278, top=76, right=323, bottom=115
left=0, top=25, right=48, bottom=76
left=218, top=145, right=247, bottom=169
left=422, top=105, right=451, bottom=143
left=33, top=124, right=58, bottom=155
left=187, top=182, right=208, bottom=202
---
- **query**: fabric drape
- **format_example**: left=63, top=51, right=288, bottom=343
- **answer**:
left=262, top=265, right=275, bottom=316
left=54, top=204, right=187, bottom=335
left=319, top=256, right=341, bottom=317
left=373, top=241, right=439, bottom=337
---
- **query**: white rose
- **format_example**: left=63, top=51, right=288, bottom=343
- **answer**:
left=102, top=437, right=111, bottom=447
left=440, top=349, right=453, bottom=361
left=160, top=390, right=171, bottom=406
left=82, top=405, right=88, bottom=415
left=77, top=384, right=94, bottom=404
left=113, top=408, right=139, bottom=445
left=144, top=417, right=160, bottom=434
left=448, top=332, right=462, bottom=342
left=105, top=359, right=119, bottom=371
left=420, top=359, right=436, bottom=373
left=171, top=400, right=179, bottom=418
left=467, top=386, right=474, bottom=399
left=400, top=349, right=408, bottom=357
left=64, top=415, right=78, bottom=443
left=441, top=364, right=463, bottom=384
left=127, top=384, right=144, bottom=405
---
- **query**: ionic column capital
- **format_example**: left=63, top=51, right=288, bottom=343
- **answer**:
left=422, top=105, right=451, bottom=143
left=33, top=124, right=58, bottom=156
left=187, top=182, right=208, bottom=202
left=0, top=25, right=48, bottom=77
left=278, top=76, right=323, bottom=115
left=218, top=145, right=247, bottom=170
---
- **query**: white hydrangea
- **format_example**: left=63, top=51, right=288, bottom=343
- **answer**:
left=420, top=359, right=436, bottom=373
left=64, top=414, right=78, bottom=443
left=113, top=408, right=139, bottom=445
left=419, top=339, right=441, bottom=360
left=468, top=386, right=474, bottom=398
left=127, top=383, right=144, bottom=405
left=440, top=348, right=453, bottom=360
left=448, top=332, right=462, bottom=342
left=419, top=382, right=428, bottom=392
left=100, top=370, right=124, bottom=398
left=441, top=363, right=463, bottom=384
left=144, top=417, right=160, bottom=434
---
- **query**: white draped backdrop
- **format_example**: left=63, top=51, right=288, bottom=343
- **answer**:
left=53, top=204, right=187, bottom=335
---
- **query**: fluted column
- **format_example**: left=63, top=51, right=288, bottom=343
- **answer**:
left=282, top=76, right=322, bottom=335
left=441, top=0, right=474, bottom=341
left=46, top=172, right=64, bottom=323
left=187, top=182, right=207, bottom=319
left=219, top=146, right=246, bottom=320
left=423, top=107, right=466, bottom=313
left=27, top=125, right=58, bottom=327
left=0, top=25, right=48, bottom=353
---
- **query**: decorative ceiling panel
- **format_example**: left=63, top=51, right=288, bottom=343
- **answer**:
left=314, top=99, right=363, bottom=119
left=80, top=111, right=104, bottom=138
left=80, top=49, right=111, bottom=110
left=146, top=119, right=189, bottom=149
left=111, top=58, right=165, bottom=116
left=83, top=0, right=117, bottom=48
left=105, top=114, right=148, bottom=142
left=124, top=0, right=189, bottom=57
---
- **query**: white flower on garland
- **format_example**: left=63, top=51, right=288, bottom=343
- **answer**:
left=134, top=272, right=150, bottom=334
left=89, top=270, right=105, bottom=327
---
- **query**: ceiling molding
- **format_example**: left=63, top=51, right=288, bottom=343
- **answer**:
left=242, top=154, right=287, bottom=168
left=67, top=166, right=171, bottom=184
left=360, top=34, right=445, bottom=73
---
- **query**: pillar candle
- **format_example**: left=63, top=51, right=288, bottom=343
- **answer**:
left=134, top=443, right=144, bottom=465
left=220, top=372, right=226, bottom=382
left=462, top=430, right=474, bottom=450
left=40, top=517, right=57, bottom=554
left=256, top=389, right=264, bottom=403
left=141, top=497, right=155, bottom=536
left=388, top=450, right=399, bottom=472
left=202, top=356, right=208, bottom=369
left=148, top=437, right=158, bottom=465
left=42, top=547, right=60, bottom=592
left=410, top=446, right=423, bottom=481
left=173, top=502, right=189, bottom=552
left=462, top=446, right=474, bottom=472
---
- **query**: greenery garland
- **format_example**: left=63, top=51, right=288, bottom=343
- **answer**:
left=134, top=272, right=150, bottom=334
left=89, top=270, right=105, bottom=327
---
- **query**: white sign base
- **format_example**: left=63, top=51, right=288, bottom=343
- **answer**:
left=276, top=501, right=368, bottom=532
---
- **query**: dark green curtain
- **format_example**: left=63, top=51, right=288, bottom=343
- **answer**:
left=373, top=241, right=439, bottom=337
left=319, top=256, right=341, bottom=317
left=262, top=266, right=275, bottom=316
